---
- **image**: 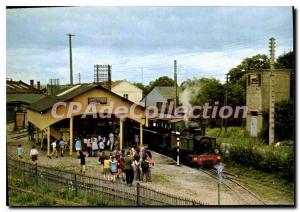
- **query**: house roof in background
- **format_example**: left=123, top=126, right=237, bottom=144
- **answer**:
left=6, top=80, right=42, bottom=94
left=6, top=93, right=46, bottom=105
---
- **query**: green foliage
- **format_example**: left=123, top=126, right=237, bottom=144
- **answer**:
left=227, top=83, right=246, bottom=106
left=260, top=99, right=295, bottom=142
left=181, top=77, right=224, bottom=105
left=87, top=195, right=109, bottom=206
left=206, top=127, right=294, bottom=181
left=228, top=54, right=270, bottom=89
left=276, top=51, right=294, bottom=69
left=276, top=51, right=295, bottom=98
left=226, top=145, right=294, bottom=181
left=148, top=76, right=175, bottom=94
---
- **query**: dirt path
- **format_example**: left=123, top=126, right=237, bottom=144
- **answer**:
left=7, top=133, right=264, bottom=205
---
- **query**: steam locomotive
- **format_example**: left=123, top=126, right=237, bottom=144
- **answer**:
left=144, top=121, right=221, bottom=166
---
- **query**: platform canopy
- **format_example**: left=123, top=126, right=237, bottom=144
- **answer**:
left=27, top=83, right=147, bottom=130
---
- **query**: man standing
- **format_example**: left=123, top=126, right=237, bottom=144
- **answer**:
left=108, top=132, right=114, bottom=152
left=134, top=134, right=139, bottom=148
left=124, top=151, right=134, bottom=186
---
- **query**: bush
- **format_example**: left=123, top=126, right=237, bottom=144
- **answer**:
left=224, top=144, right=294, bottom=181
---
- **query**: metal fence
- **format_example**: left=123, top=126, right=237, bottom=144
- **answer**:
left=7, top=157, right=205, bottom=206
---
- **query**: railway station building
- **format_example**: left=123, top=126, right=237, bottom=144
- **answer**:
left=27, top=83, right=147, bottom=155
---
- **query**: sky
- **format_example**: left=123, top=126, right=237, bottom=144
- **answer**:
left=6, top=7, right=293, bottom=85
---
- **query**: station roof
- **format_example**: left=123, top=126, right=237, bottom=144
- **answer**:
left=28, top=83, right=144, bottom=112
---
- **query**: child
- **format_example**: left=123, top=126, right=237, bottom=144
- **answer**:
left=30, top=145, right=39, bottom=164
left=110, top=156, right=118, bottom=182
left=78, top=150, right=86, bottom=174
left=146, top=151, right=154, bottom=182
left=141, top=156, right=149, bottom=182
left=17, top=144, right=23, bottom=160
left=103, top=156, right=111, bottom=180
left=117, top=155, right=125, bottom=182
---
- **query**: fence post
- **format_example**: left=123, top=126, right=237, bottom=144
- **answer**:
left=74, top=173, right=78, bottom=197
left=136, top=183, right=141, bottom=206
left=35, top=163, right=38, bottom=188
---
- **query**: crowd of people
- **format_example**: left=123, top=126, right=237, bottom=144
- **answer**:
left=18, top=131, right=155, bottom=186
left=78, top=143, right=155, bottom=186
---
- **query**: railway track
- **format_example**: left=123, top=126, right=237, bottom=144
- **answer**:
left=157, top=151, right=266, bottom=205
left=197, top=167, right=266, bottom=205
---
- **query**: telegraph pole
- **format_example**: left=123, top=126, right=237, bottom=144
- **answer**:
left=269, top=37, right=276, bottom=145
left=224, top=73, right=229, bottom=135
left=174, top=60, right=178, bottom=109
left=67, top=33, right=75, bottom=85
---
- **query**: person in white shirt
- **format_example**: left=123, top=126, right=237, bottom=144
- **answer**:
left=49, top=140, right=58, bottom=159
left=109, top=133, right=114, bottom=151
left=99, top=139, right=105, bottom=153
left=92, top=137, right=99, bottom=157
left=30, top=145, right=39, bottom=164
left=83, top=138, right=88, bottom=155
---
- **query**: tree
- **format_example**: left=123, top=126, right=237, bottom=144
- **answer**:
left=147, top=76, right=175, bottom=93
left=276, top=51, right=294, bottom=69
left=276, top=51, right=295, bottom=98
left=260, top=99, right=295, bottom=142
left=132, top=82, right=149, bottom=96
left=181, top=77, right=224, bottom=105
left=228, top=54, right=270, bottom=90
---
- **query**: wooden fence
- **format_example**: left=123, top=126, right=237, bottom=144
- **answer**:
left=7, top=157, right=205, bottom=206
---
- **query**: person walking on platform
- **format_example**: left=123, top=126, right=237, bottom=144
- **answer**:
left=49, top=140, right=58, bottom=159
left=17, top=144, right=23, bottom=160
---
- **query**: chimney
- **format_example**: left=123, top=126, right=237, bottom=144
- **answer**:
left=30, top=80, right=34, bottom=88
left=37, top=81, right=41, bottom=90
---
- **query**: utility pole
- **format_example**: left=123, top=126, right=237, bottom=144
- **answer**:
left=66, top=33, right=75, bottom=85
left=174, top=60, right=178, bottom=109
left=269, top=37, right=276, bottom=145
left=224, top=73, right=229, bottom=135
left=78, top=73, right=81, bottom=84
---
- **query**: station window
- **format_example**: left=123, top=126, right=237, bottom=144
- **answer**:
left=248, top=74, right=261, bottom=86
left=123, top=94, right=128, bottom=99
left=88, top=97, right=107, bottom=104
